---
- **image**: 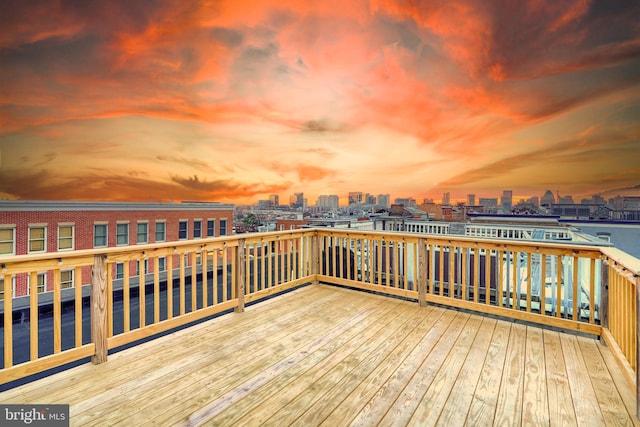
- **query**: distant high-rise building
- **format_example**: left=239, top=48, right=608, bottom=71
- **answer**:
left=394, top=197, right=417, bottom=208
left=467, top=194, right=476, bottom=206
left=268, top=194, right=279, bottom=207
left=479, top=198, right=498, bottom=214
left=541, top=190, right=555, bottom=207
left=317, top=195, right=339, bottom=210
left=528, top=196, right=539, bottom=207
left=501, top=190, right=513, bottom=213
left=442, top=192, right=451, bottom=205
left=290, top=192, right=304, bottom=208
left=558, top=195, right=574, bottom=204
left=365, top=193, right=376, bottom=205
left=592, top=195, right=606, bottom=205
left=348, top=192, right=363, bottom=205
left=377, top=194, right=391, bottom=208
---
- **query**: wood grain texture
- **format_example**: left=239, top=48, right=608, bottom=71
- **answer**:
left=0, top=284, right=635, bottom=426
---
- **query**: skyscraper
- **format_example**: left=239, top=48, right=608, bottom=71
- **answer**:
left=268, top=194, right=279, bottom=207
left=442, top=192, right=451, bottom=205
left=467, top=194, right=476, bottom=206
left=290, top=192, right=304, bottom=208
left=501, top=190, right=513, bottom=213
left=377, top=194, right=391, bottom=208
left=541, top=190, right=555, bottom=207
left=348, top=192, right=363, bottom=205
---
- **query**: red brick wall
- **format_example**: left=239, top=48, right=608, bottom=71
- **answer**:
left=1, top=208, right=233, bottom=297
left=275, top=219, right=308, bottom=231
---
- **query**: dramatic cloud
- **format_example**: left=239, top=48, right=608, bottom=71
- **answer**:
left=0, top=0, right=639, bottom=203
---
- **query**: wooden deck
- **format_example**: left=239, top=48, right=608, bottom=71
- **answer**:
left=1, top=284, right=638, bottom=426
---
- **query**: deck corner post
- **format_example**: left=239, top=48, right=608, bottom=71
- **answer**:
left=418, top=238, right=427, bottom=307
left=90, top=254, right=108, bottom=364
left=311, top=233, right=320, bottom=285
left=599, top=257, right=609, bottom=345
left=636, top=276, right=640, bottom=420
left=235, top=239, right=246, bottom=313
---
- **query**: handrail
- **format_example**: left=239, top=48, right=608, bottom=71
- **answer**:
left=0, top=227, right=637, bottom=419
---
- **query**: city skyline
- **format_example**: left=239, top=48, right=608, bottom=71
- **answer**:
left=1, top=1, right=639, bottom=204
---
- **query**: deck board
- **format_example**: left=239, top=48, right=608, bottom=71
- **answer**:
left=1, top=284, right=637, bottom=426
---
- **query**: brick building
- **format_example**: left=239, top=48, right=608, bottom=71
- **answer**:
left=0, top=200, right=234, bottom=298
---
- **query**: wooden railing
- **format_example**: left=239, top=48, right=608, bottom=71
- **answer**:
left=0, top=228, right=638, bottom=416
left=0, top=230, right=314, bottom=385
left=600, top=247, right=639, bottom=410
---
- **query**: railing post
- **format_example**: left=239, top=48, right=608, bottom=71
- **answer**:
left=635, top=276, right=639, bottom=420
left=235, top=239, right=246, bottom=313
left=91, top=254, right=108, bottom=364
left=600, top=258, right=609, bottom=345
left=418, top=238, right=427, bottom=307
left=312, top=233, right=319, bottom=285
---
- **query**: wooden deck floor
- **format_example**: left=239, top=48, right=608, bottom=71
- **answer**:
left=1, top=284, right=638, bottom=426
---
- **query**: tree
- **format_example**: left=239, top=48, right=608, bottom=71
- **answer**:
left=242, top=213, right=260, bottom=226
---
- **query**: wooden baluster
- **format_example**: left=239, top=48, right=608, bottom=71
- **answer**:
left=235, top=239, right=246, bottom=313
left=418, top=238, right=427, bottom=307
left=91, top=255, right=108, bottom=364
left=29, top=271, right=37, bottom=361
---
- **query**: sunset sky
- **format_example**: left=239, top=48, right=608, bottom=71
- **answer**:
left=1, top=0, right=639, bottom=205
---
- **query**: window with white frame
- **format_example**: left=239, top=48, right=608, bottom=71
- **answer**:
left=116, top=223, right=129, bottom=246
left=158, top=257, right=166, bottom=272
left=0, top=276, right=16, bottom=300
left=94, top=224, right=108, bottom=248
left=0, top=227, right=15, bottom=256
left=194, top=220, right=202, bottom=238
left=61, top=270, right=74, bottom=289
left=36, top=273, right=46, bottom=293
left=155, top=221, right=166, bottom=242
left=29, top=226, right=46, bottom=253
left=137, top=222, right=148, bottom=244
left=115, top=263, right=124, bottom=280
left=220, top=219, right=227, bottom=236
left=58, top=224, right=74, bottom=251
left=178, top=220, right=188, bottom=240
left=207, top=220, right=215, bottom=237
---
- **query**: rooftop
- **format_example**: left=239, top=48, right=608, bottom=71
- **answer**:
left=2, top=284, right=637, bottom=426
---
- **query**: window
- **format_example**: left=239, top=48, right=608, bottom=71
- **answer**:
left=29, top=226, right=46, bottom=253
left=291, top=225, right=296, bottom=230
left=116, top=223, right=129, bottom=246
left=179, top=221, right=188, bottom=240
left=61, top=270, right=74, bottom=289
left=155, top=221, right=166, bottom=242
left=194, top=220, right=202, bottom=238
left=220, top=219, right=227, bottom=236
left=36, top=273, right=46, bottom=293
left=158, top=257, right=166, bottom=272
left=0, top=276, right=15, bottom=300
left=135, top=260, right=148, bottom=277
left=280, top=224, right=285, bottom=231
left=58, top=224, right=74, bottom=251
left=0, top=227, right=15, bottom=256
left=137, top=222, right=148, bottom=244
left=207, top=220, right=215, bottom=237
left=115, top=263, right=124, bottom=280
left=94, top=224, right=108, bottom=247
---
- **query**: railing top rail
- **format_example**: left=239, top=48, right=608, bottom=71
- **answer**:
left=312, top=228, right=606, bottom=252
left=0, top=229, right=317, bottom=266
left=601, top=246, right=640, bottom=278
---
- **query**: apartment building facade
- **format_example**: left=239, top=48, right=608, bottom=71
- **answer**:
left=0, top=200, right=234, bottom=298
